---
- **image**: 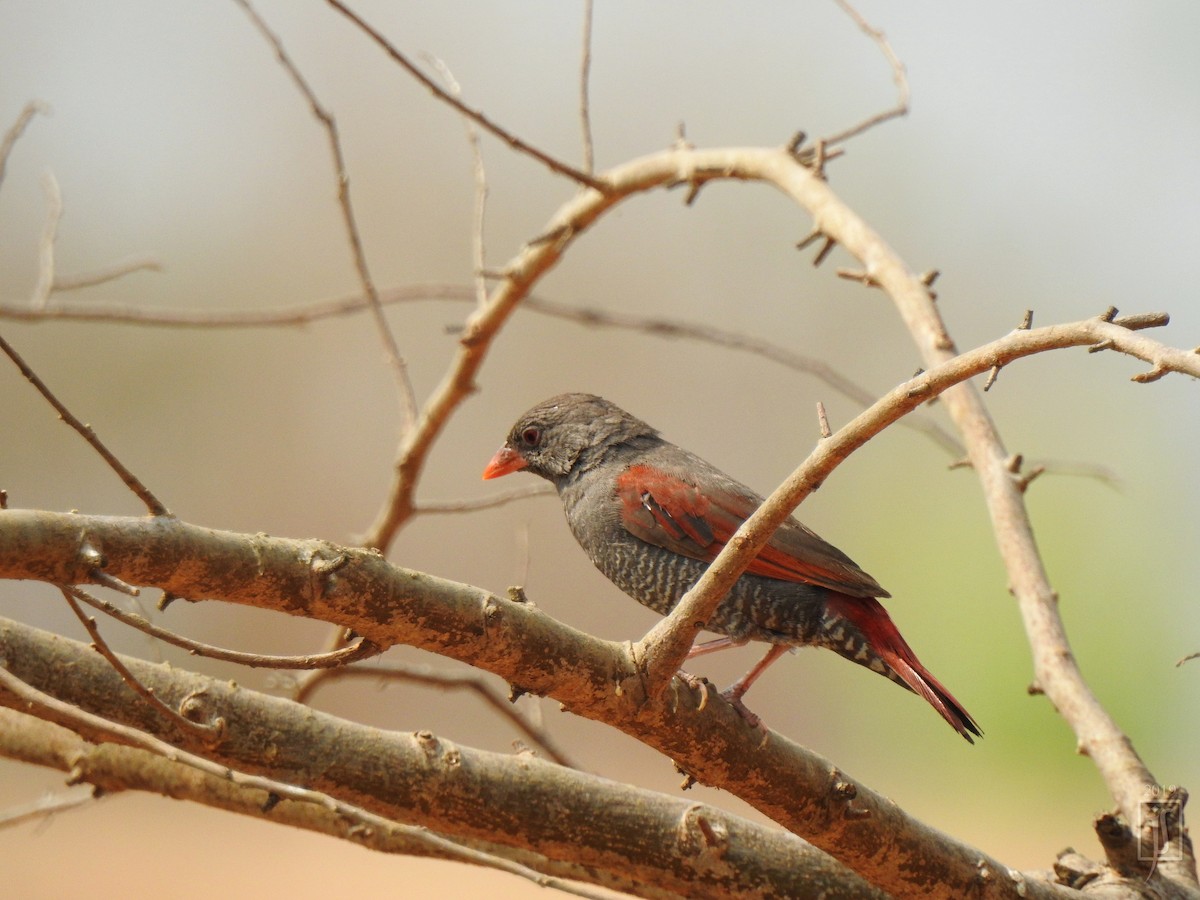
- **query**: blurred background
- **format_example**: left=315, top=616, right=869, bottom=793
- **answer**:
left=1, top=1, right=1197, bottom=896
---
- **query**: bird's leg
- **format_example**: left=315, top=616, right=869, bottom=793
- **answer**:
left=675, top=636, right=749, bottom=708
left=686, top=635, right=748, bottom=659
left=720, top=644, right=791, bottom=727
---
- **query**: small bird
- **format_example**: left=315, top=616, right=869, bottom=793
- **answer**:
left=483, top=393, right=981, bottom=742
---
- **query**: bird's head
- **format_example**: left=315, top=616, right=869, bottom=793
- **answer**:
left=482, top=393, right=658, bottom=485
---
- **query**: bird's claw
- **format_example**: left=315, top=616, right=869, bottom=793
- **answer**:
left=721, top=688, right=769, bottom=741
left=678, top=671, right=713, bottom=710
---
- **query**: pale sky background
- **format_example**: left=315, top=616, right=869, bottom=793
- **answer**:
left=1, top=2, right=1198, bottom=897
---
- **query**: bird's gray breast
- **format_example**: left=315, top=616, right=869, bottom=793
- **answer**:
left=558, top=473, right=826, bottom=643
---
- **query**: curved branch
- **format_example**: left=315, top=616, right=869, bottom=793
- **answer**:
left=0, top=712, right=639, bottom=898
left=68, top=585, right=380, bottom=670
left=824, top=0, right=910, bottom=146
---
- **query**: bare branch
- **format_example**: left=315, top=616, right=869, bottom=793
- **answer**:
left=816, top=401, right=832, bottom=439
left=0, top=331, right=170, bottom=516
left=0, top=665, right=627, bottom=900
left=322, top=0, right=608, bottom=192
left=0, top=709, right=673, bottom=899
left=0, top=298, right=1161, bottom=900
left=792, top=143, right=1182, bottom=861
left=633, top=309, right=1195, bottom=701
left=234, top=0, right=418, bottom=430
left=0, top=285, right=1120, bottom=488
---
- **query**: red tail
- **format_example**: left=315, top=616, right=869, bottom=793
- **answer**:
left=827, top=595, right=982, bottom=743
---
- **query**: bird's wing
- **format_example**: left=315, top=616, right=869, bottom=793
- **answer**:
left=615, top=463, right=887, bottom=598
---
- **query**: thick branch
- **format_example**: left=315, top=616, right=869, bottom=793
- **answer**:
left=0, top=620, right=881, bottom=900
left=0, top=509, right=1079, bottom=899
left=0, top=708, right=639, bottom=898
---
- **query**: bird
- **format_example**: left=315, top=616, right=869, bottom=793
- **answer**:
left=482, top=392, right=981, bottom=742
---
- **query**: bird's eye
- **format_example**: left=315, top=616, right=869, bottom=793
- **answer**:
left=520, top=426, right=541, bottom=447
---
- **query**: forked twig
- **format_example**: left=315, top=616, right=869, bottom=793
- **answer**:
left=0, top=283, right=1124, bottom=489
left=0, top=789, right=99, bottom=831
left=54, top=257, right=162, bottom=292
left=417, top=483, right=553, bottom=514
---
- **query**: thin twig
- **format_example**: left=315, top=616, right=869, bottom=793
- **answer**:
left=0, top=666, right=613, bottom=900
left=234, top=0, right=418, bottom=431
left=54, top=256, right=162, bottom=292
left=424, top=55, right=491, bottom=309
left=61, top=587, right=222, bottom=740
left=822, top=0, right=910, bottom=146
left=69, top=586, right=380, bottom=670
left=0, top=790, right=100, bottom=831
left=31, top=170, right=62, bottom=308
left=296, top=663, right=577, bottom=768
left=417, top=483, right=554, bottom=514
left=322, top=0, right=607, bottom=192
left=579, top=0, right=596, bottom=174
left=0, top=101, right=47, bottom=189
left=815, top=401, right=832, bottom=439
left=0, top=331, right=169, bottom=516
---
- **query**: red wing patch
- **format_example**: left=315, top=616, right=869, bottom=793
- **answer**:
left=616, top=464, right=886, bottom=596
left=617, top=465, right=716, bottom=557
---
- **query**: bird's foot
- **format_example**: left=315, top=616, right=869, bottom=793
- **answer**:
left=721, top=688, right=768, bottom=736
left=677, top=670, right=715, bottom=710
